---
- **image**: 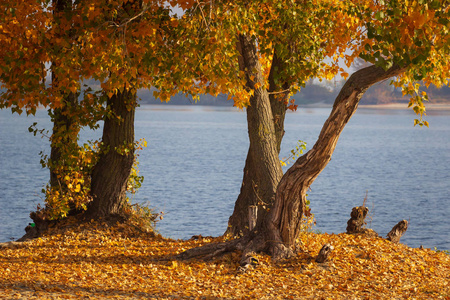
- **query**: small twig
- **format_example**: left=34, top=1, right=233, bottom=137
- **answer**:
left=118, top=4, right=150, bottom=29
left=195, top=0, right=210, bottom=32
left=268, top=88, right=291, bottom=95
left=362, top=190, right=368, bottom=208
left=251, top=180, right=269, bottom=207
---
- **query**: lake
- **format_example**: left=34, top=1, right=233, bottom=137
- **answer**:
left=0, top=105, right=449, bottom=250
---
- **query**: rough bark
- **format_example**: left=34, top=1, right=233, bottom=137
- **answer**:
left=180, top=64, right=406, bottom=262
left=85, top=1, right=142, bottom=220
left=248, top=205, right=258, bottom=231
left=86, top=89, right=136, bottom=218
left=225, top=46, right=287, bottom=236
left=386, top=220, right=408, bottom=243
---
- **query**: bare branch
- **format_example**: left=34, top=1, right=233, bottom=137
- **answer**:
left=268, top=88, right=291, bottom=95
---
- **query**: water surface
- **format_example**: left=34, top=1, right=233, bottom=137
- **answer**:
left=0, top=105, right=448, bottom=250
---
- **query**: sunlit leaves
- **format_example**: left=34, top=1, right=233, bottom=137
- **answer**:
left=41, top=141, right=99, bottom=219
left=280, top=140, right=307, bottom=166
left=0, top=222, right=448, bottom=299
left=1, top=0, right=449, bottom=117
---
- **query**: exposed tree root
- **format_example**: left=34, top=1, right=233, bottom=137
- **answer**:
left=177, top=228, right=295, bottom=269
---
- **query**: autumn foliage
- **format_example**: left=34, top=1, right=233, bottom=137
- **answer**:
left=0, top=220, right=448, bottom=299
left=1, top=0, right=450, bottom=298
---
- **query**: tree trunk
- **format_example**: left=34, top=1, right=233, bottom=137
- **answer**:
left=264, top=64, right=406, bottom=258
left=49, top=92, right=80, bottom=189
left=178, top=64, right=406, bottom=262
left=225, top=45, right=287, bottom=236
left=49, top=0, right=78, bottom=190
left=85, top=0, right=142, bottom=219
left=86, top=89, right=136, bottom=218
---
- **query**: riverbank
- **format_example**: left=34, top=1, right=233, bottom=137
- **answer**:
left=358, top=103, right=450, bottom=110
left=1, top=219, right=448, bottom=299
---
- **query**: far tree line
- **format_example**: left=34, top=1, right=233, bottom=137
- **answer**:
left=137, top=79, right=450, bottom=106
left=1, top=0, right=449, bottom=260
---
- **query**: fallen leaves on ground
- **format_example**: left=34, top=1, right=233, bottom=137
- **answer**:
left=0, top=219, right=448, bottom=299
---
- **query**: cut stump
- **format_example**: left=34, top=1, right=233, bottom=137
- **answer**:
left=316, top=243, right=334, bottom=263
left=346, top=206, right=369, bottom=234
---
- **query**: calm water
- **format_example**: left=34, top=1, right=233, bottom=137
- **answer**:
left=0, top=105, right=449, bottom=250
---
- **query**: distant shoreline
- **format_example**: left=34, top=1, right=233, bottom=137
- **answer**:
left=358, top=103, right=450, bottom=110
left=17, top=102, right=450, bottom=112
left=139, top=102, right=450, bottom=111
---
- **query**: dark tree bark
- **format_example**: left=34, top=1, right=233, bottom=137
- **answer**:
left=85, top=0, right=142, bottom=219
left=28, top=0, right=80, bottom=234
left=179, top=63, right=406, bottom=262
left=225, top=46, right=288, bottom=237
left=86, top=89, right=136, bottom=218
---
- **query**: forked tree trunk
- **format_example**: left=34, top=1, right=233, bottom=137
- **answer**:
left=229, top=35, right=283, bottom=234
left=86, top=89, right=136, bottom=218
left=225, top=47, right=288, bottom=236
left=179, top=64, right=406, bottom=262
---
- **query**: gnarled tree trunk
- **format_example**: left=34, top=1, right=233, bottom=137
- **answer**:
left=179, top=64, right=406, bottom=262
left=86, top=89, right=136, bottom=218
left=264, top=64, right=406, bottom=258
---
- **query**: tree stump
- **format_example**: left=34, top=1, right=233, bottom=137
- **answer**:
left=316, top=243, right=334, bottom=263
left=386, top=220, right=408, bottom=243
left=346, top=206, right=369, bottom=234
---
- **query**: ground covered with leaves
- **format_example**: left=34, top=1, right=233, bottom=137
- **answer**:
left=0, top=219, right=448, bottom=299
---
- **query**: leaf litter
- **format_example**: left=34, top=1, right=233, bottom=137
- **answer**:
left=0, top=218, right=448, bottom=299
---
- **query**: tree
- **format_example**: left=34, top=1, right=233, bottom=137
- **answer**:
left=0, top=0, right=197, bottom=222
left=219, top=0, right=366, bottom=236
left=167, top=0, right=357, bottom=236
left=178, top=0, right=450, bottom=261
